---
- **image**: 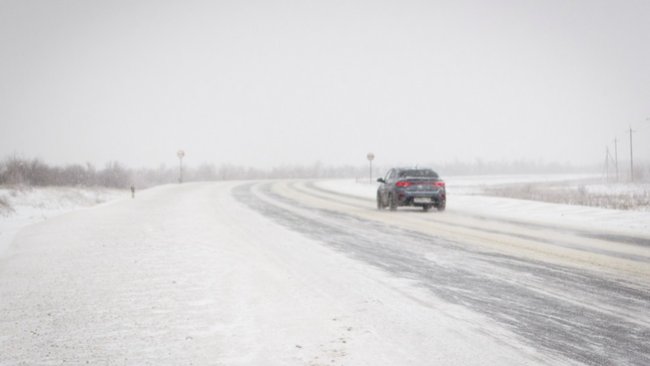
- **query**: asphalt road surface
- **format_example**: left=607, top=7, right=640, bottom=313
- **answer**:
left=237, top=181, right=650, bottom=366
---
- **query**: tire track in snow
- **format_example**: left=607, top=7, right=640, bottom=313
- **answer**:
left=233, top=181, right=650, bottom=366
left=307, top=181, right=650, bottom=248
left=300, top=181, right=650, bottom=263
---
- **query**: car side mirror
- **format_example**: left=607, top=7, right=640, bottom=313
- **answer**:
left=377, top=178, right=385, bottom=183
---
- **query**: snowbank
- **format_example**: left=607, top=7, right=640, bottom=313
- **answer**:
left=0, top=186, right=124, bottom=256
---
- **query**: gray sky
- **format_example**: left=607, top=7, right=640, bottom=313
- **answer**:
left=1, top=0, right=649, bottom=168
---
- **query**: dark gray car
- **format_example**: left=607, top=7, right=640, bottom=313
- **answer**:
left=377, top=168, right=446, bottom=212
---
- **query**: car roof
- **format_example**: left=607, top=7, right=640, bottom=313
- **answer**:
left=393, top=167, right=436, bottom=172
left=394, top=167, right=432, bottom=171
left=391, top=168, right=440, bottom=177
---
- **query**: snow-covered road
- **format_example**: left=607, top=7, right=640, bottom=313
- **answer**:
left=1, top=181, right=649, bottom=365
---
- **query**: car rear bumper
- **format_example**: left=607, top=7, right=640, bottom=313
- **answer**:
left=396, top=191, right=446, bottom=206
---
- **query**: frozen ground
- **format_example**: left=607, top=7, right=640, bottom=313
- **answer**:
left=0, top=186, right=124, bottom=257
left=1, top=178, right=649, bottom=365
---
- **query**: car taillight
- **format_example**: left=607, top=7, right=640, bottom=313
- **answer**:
left=396, top=181, right=412, bottom=187
left=435, top=181, right=445, bottom=187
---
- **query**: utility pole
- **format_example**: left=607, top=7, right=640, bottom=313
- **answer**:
left=629, top=127, right=634, bottom=182
left=613, top=138, right=619, bottom=182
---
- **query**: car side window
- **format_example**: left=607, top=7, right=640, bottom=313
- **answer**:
left=385, top=170, right=393, bottom=181
left=389, top=170, right=398, bottom=181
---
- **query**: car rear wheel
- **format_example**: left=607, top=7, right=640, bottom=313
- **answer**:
left=436, top=200, right=446, bottom=212
left=423, top=204, right=431, bottom=212
left=389, top=193, right=398, bottom=211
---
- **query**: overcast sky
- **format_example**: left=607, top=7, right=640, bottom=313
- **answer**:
left=1, top=0, right=649, bottom=169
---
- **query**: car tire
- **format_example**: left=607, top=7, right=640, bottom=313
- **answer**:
left=389, top=193, right=398, bottom=211
left=436, top=200, right=446, bottom=212
left=423, top=205, right=431, bottom=212
left=377, top=193, right=385, bottom=210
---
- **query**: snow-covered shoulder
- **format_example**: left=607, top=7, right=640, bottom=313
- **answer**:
left=0, top=186, right=125, bottom=257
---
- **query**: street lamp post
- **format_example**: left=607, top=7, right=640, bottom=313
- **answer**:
left=177, top=150, right=185, bottom=183
left=367, top=152, right=375, bottom=184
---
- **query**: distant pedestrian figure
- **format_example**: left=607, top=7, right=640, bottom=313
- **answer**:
left=130, top=185, right=135, bottom=199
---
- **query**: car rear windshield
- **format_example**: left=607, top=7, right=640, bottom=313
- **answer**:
left=398, top=169, right=439, bottom=178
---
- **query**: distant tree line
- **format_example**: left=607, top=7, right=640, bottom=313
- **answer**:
left=0, top=155, right=614, bottom=189
left=0, top=158, right=132, bottom=188
left=0, top=157, right=371, bottom=189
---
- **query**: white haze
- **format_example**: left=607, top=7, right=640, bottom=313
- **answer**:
left=1, top=0, right=649, bottom=169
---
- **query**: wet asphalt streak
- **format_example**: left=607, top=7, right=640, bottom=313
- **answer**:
left=233, top=182, right=650, bottom=366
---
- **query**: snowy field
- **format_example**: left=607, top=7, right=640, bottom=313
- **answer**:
left=480, top=178, right=650, bottom=211
left=1, top=178, right=649, bottom=365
